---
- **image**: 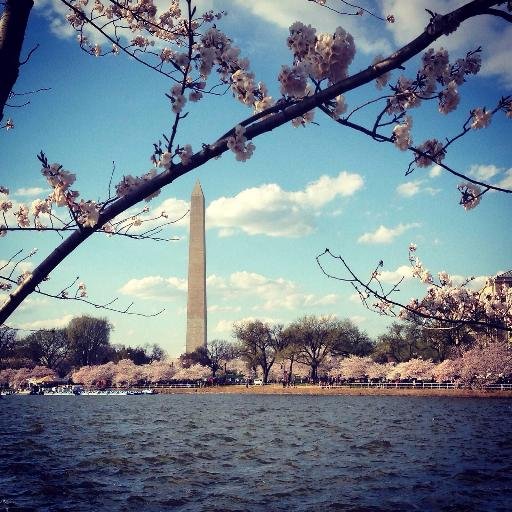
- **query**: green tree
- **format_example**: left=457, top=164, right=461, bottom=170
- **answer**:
left=373, top=320, right=474, bottom=363
left=67, top=315, right=112, bottom=366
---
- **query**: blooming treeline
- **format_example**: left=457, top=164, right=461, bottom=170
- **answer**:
left=323, top=342, right=512, bottom=388
left=0, top=365, right=57, bottom=389
left=2, top=342, right=512, bottom=389
left=69, top=357, right=250, bottom=388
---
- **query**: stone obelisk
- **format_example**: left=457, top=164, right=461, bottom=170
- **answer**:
left=186, top=180, right=207, bottom=353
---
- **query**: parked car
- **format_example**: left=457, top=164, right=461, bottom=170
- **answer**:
left=253, top=378, right=263, bottom=385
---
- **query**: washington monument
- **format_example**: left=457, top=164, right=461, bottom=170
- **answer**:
left=186, top=180, right=207, bottom=353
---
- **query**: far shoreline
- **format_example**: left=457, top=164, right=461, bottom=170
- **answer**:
left=155, top=384, right=512, bottom=399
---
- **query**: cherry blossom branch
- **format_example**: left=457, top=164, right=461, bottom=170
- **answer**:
left=316, top=248, right=511, bottom=332
left=308, top=0, right=394, bottom=22
left=58, top=0, right=179, bottom=81
left=484, top=7, right=512, bottom=21
left=0, top=273, right=164, bottom=317
left=18, top=42, right=39, bottom=65
left=0, top=0, right=506, bottom=325
left=318, top=104, right=512, bottom=196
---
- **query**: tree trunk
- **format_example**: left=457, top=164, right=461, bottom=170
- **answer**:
left=0, top=0, right=34, bottom=123
left=311, top=364, right=318, bottom=383
left=287, top=356, right=294, bottom=384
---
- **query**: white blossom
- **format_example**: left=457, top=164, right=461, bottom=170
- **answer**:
left=392, top=115, right=413, bottom=150
left=471, top=107, right=492, bottom=129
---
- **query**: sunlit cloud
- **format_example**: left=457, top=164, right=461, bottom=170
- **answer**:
left=119, top=276, right=187, bottom=300
left=358, top=223, right=420, bottom=244
left=206, top=171, right=364, bottom=238
left=396, top=181, right=422, bottom=197
left=17, top=314, right=75, bottom=331
left=120, top=269, right=339, bottom=313
left=232, top=0, right=393, bottom=54
left=13, top=187, right=46, bottom=197
left=469, top=164, right=500, bottom=181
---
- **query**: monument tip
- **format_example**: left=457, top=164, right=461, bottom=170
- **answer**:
left=192, top=179, right=204, bottom=196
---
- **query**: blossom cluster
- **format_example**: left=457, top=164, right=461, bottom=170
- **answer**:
left=325, top=345, right=512, bottom=388
left=387, top=48, right=481, bottom=116
left=400, top=245, right=512, bottom=331
left=115, top=168, right=161, bottom=202
left=285, top=22, right=356, bottom=87
left=226, top=125, right=255, bottom=162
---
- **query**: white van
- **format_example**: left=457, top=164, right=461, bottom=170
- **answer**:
left=253, top=378, right=263, bottom=385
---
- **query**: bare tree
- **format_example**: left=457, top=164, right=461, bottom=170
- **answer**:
left=234, top=320, right=284, bottom=384
left=67, top=315, right=113, bottom=366
left=0, top=324, right=16, bottom=364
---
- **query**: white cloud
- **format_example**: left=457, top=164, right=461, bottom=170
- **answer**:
left=358, top=223, right=420, bottom=244
left=17, top=314, right=75, bottom=331
left=396, top=181, right=421, bottom=197
left=208, top=304, right=242, bottom=313
left=14, top=187, right=45, bottom=197
left=0, top=259, right=34, bottom=275
left=121, top=269, right=338, bottom=312
left=378, top=265, right=414, bottom=284
left=469, top=164, right=500, bottom=181
left=497, top=169, right=512, bottom=189
left=381, top=0, right=512, bottom=85
left=350, top=315, right=366, bottom=325
left=465, top=164, right=512, bottom=190
left=232, top=0, right=392, bottom=54
left=210, top=270, right=339, bottom=311
left=119, top=275, right=187, bottom=300
left=429, top=165, right=442, bottom=178
left=396, top=180, right=440, bottom=197
left=349, top=292, right=362, bottom=304
left=214, top=319, right=237, bottom=334
left=206, top=171, right=364, bottom=237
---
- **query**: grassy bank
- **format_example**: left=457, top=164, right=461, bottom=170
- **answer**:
left=155, top=384, right=512, bottom=398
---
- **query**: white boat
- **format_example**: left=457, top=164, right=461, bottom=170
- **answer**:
left=43, top=386, right=81, bottom=396
left=80, top=389, right=129, bottom=395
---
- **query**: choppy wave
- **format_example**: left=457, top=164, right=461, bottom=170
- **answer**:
left=1, top=395, right=512, bottom=511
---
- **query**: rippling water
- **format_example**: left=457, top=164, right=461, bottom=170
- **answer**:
left=1, top=394, right=511, bottom=511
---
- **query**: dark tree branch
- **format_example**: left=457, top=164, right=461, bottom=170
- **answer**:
left=0, top=0, right=34, bottom=123
left=484, top=7, right=512, bottom=21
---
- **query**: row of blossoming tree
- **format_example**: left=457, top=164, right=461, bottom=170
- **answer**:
left=0, top=0, right=511, bottom=333
left=2, top=340, right=511, bottom=390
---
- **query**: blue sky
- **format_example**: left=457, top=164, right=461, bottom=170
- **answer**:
left=1, top=0, right=511, bottom=356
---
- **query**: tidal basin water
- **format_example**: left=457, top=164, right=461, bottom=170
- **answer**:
left=1, top=394, right=512, bottom=512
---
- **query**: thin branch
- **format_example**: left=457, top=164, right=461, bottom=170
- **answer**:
left=19, top=42, right=39, bottom=65
left=484, top=7, right=512, bottom=21
left=318, top=104, right=512, bottom=194
left=316, top=249, right=511, bottom=332
left=0, top=274, right=165, bottom=317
